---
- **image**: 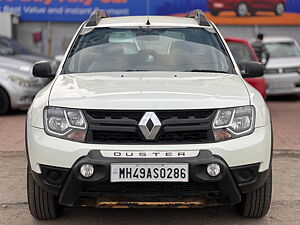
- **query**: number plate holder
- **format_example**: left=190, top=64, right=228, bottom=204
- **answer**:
left=110, top=163, right=189, bottom=182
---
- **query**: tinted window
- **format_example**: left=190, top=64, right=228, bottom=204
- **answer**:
left=0, top=41, right=14, bottom=55
left=0, top=37, right=32, bottom=55
left=265, top=42, right=300, bottom=58
left=227, top=42, right=255, bottom=63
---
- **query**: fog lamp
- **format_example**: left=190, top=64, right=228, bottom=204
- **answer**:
left=207, top=163, right=221, bottom=177
left=80, top=164, right=94, bottom=178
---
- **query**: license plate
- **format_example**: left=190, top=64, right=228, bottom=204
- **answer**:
left=270, top=83, right=294, bottom=89
left=110, top=163, right=189, bottom=182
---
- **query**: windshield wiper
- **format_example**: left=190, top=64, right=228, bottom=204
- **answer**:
left=185, top=69, right=228, bottom=73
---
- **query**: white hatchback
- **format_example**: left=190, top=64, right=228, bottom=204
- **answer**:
left=263, top=36, right=300, bottom=96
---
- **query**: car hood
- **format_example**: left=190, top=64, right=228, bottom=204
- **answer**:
left=6, top=54, right=59, bottom=72
left=0, top=54, right=58, bottom=79
left=267, top=57, right=300, bottom=69
left=49, top=72, right=250, bottom=110
left=0, top=56, right=49, bottom=88
left=10, top=54, right=53, bottom=64
left=0, top=56, right=33, bottom=76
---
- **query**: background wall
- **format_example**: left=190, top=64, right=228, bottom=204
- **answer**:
left=16, top=22, right=300, bottom=57
left=16, top=22, right=80, bottom=56
left=1, top=0, right=298, bottom=57
left=218, top=26, right=300, bottom=42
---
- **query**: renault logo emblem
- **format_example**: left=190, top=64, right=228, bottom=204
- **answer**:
left=138, top=112, right=162, bottom=140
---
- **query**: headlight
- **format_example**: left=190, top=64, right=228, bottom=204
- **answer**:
left=8, top=76, right=33, bottom=88
left=44, top=107, right=87, bottom=142
left=213, top=106, right=255, bottom=141
left=19, top=65, right=32, bottom=72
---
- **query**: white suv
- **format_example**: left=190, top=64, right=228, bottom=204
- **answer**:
left=26, top=10, right=272, bottom=220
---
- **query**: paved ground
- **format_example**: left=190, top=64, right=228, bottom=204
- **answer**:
left=0, top=98, right=299, bottom=224
left=267, top=96, right=300, bottom=151
left=0, top=154, right=299, bottom=225
left=0, top=111, right=25, bottom=152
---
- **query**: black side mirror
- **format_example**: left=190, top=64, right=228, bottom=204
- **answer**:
left=238, top=62, right=264, bottom=78
left=32, top=61, right=55, bottom=78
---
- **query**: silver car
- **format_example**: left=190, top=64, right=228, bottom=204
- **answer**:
left=0, top=56, right=50, bottom=115
left=263, top=36, right=300, bottom=96
left=0, top=37, right=59, bottom=115
left=0, top=36, right=59, bottom=68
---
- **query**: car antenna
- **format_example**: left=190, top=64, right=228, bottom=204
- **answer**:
left=146, top=0, right=151, bottom=25
left=146, top=18, right=151, bottom=25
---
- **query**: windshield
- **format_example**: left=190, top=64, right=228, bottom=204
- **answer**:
left=62, top=27, right=233, bottom=74
left=0, top=37, right=32, bottom=55
left=227, top=42, right=256, bottom=63
left=265, top=41, right=300, bottom=58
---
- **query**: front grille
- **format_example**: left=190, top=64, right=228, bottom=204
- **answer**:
left=264, top=68, right=279, bottom=74
left=283, top=67, right=300, bottom=73
left=84, top=110, right=216, bottom=144
left=81, top=182, right=221, bottom=198
left=265, top=67, right=300, bottom=75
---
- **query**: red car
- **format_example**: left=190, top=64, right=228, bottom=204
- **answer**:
left=208, top=0, right=286, bottom=17
left=225, top=37, right=267, bottom=99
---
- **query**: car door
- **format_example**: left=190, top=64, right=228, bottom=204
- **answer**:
left=252, top=0, right=274, bottom=10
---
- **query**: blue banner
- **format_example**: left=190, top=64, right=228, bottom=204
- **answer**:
left=0, top=0, right=147, bottom=22
left=0, top=0, right=300, bottom=23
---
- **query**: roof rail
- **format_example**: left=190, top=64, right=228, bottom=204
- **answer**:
left=86, top=9, right=109, bottom=27
left=185, top=9, right=210, bottom=27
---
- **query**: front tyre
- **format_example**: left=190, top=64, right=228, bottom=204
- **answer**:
left=0, top=88, right=10, bottom=115
left=250, top=10, right=256, bottom=16
left=210, top=10, right=220, bottom=16
left=274, top=2, right=285, bottom=16
left=236, top=3, right=249, bottom=17
left=236, top=168, right=272, bottom=218
left=27, top=166, right=62, bottom=220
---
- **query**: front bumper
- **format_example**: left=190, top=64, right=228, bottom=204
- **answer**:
left=27, top=123, right=272, bottom=208
left=30, top=150, right=270, bottom=207
left=27, top=123, right=272, bottom=174
left=264, top=73, right=300, bottom=96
